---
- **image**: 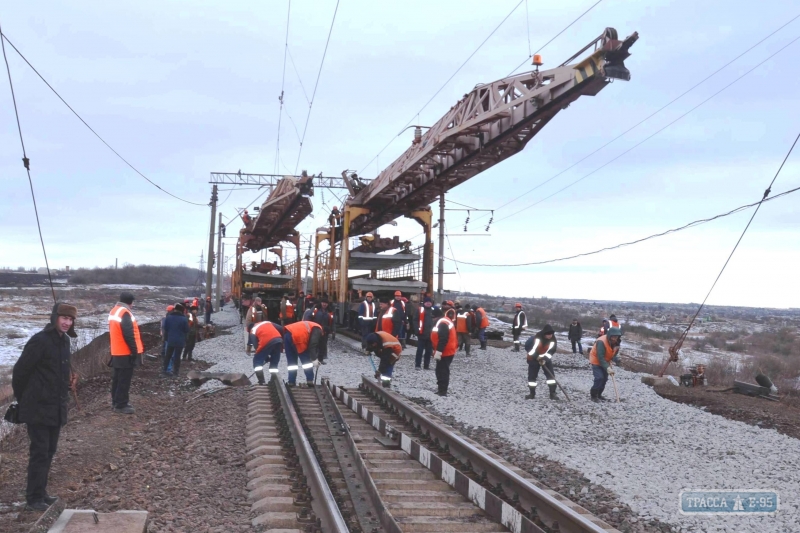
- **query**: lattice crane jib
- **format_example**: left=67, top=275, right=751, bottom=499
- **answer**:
left=344, top=27, right=638, bottom=237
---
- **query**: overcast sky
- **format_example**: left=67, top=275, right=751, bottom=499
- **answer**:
left=1, top=0, right=798, bottom=308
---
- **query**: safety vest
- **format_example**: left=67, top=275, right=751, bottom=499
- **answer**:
left=361, top=301, right=376, bottom=318
left=528, top=336, right=556, bottom=358
left=375, top=331, right=402, bottom=356
left=285, top=321, right=322, bottom=354
left=252, top=321, right=283, bottom=350
left=192, top=298, right=199, bottom=308
left=475, top=308, right=489, bottom=328
left=589, top=335, right=619, bottom=366
left=456, top=312, right=471, bottom=333
left=247, top=305, right=262, bottom=323
left=282, top=302, right=295, bottom=320
left=379, top=307, right=396, bottom=333
left=108, top=305, right=144, bottom=356
left=513, top=311, right=527, bottom=329
left=391, top=299, right=406, bottom=313
left=431, top=317, right=457, bottom=357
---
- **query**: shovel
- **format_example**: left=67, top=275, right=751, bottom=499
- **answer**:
left=538, top=359, right=571, bottom=402
left=608, top=363, right=620, bottom=403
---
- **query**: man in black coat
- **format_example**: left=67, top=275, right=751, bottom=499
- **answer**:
left=12, top=302, right=78, bottom=511
left=568, top=318, right=584, bottom=355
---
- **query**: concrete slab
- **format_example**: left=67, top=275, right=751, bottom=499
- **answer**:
left=348, top=251, right=419, bottom=270
left=49, top=510, right=147, bottom=533
left=640, top=375, right=674, bottom=387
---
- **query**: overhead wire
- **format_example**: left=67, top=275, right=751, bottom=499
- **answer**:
left=0, top=32, right=207, bottom=207
left=507, top=0, right=605, bottom=77
left=293, top=0, right=341, bottom=174
left=670, top=132, right=799, bottom=352
left=432, top=182, right=800, bottom=267
left=488, top=14, right=800, bottom=219
left=358, top=0, right=526, bottom=175
left=1, top=21, right=56, bottom=302
left=287, top=45, right=311, bottom=104
left=273, top=0, right=292, bottom=175
left=493, top=32, right=800, bottom=223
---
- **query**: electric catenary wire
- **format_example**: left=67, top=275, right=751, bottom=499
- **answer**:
left=507, top=0, right=605, bottom=77
left=433, top=183, right=800, bottom=267
left=274, top=0, right=292, bottom=175
left=0, top=32, right=207, bottom=207
left=293, top=0, right=340, bottom=174
left=1, top=22, right=56, bottom=303
left=670, top=132, right=799, bottom=354
left=358, top=0, right=525, bottom=175
left=494, top=33, right=800, bottom=223
left=491, top=14, right=800, bottom=218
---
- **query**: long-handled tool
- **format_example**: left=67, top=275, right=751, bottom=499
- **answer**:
left=608, top=363, right=620, bottom=403
left=538, top=359, right=571, bottom=402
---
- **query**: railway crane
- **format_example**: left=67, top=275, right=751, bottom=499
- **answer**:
left=322, top=27, right=638, bottom=317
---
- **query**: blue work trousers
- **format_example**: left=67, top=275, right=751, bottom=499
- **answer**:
left=284, top=333, right=314, bottom=384
left=254, top=343, right=282, bottom=372
left=415, top=337, right=433, bottom=369
left=591, top=364, right=608, bottom=395
left=478, top=328, right=486, bottom=343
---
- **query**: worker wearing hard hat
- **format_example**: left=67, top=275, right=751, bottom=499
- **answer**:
left=365, top=332, right=402, bottom=388
left=358, top=292, right=377, bottom=346
left=524, top=325, right=558, bottom=400
left=511, top=303, right=527, bottom=352
left=390, top=291, right=410, bottom=349
left=589, top=327, right=622, bottom=402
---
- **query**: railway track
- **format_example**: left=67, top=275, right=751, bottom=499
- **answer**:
left=245, top=376, right=620, bottom=533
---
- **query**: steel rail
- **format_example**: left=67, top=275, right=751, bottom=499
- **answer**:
left=361, top=376, right=615, bottom=533
left=320, top=379, right=402, bottom=533
left=273, top=379, right=350, bottom=533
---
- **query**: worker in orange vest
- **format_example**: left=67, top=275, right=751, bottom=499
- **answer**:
left=472, top=305, right=490, bottom=350
left=280, top=295, right=296, bottom=325
left=589, top=327, right=622, bottom=402
left=455, top=303, right=475, bottom=355
left=250, top=321, right=285, bottom=385
left=431, top=307, right=457, bottom=396
left=524, top=325, right=558, bottom=400
left=357, top=292, right=377, bottom=346
left=365, top=331, right=402, bottom=388
left=283, top=321, right=323, bottom=385
left=108, top=292, right=144, bottom=414
left=511, top=303, right=527, bottom=352
left=376, top=299, right=403, bottom=337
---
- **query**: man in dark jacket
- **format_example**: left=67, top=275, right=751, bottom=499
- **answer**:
left=12, top=302, right=77, bottom=511
left=182, top=306, right=199, bottom=361
left=524, top=325, right=558, bottom=400
left=413, top=297, right=434, bottom=369
left=311, top=298, right=335, bottom=364
left=568, top=319, right=583, bottom=355
left=163, top=303, right=189, bottom=377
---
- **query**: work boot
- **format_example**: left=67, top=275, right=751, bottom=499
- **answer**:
left=42, top=494, right=58, bottom=505
left=434, top=390, right=447, bottom=397
left=246, top=345, right=252, bottom=355
left=374, top=370, right=380, bottom=380
left=25, top=501, right=49, bottom=512
left=597, top=393, right=611, bottom=402
left=513, top=344, right=520, bottom=352
left=590, top=390, right=599, bottom=403
left=382, top=380, right=391, bottom=389
left=400, top=339, right=407, bottom=350
left=525, top=386, right=536, bottom=399
left=549, top=384, right=558, bottom=400
left=114, top=405, right=135, bottom=415
left=480, top=341, right=487, bottom=350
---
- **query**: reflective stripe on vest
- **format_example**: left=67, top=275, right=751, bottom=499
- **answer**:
left=362, top=301, right=376, bottom=318
left=431, top=317, right=457, bottom=356
left=108, top=305, right=144, bottom=356
left=380, top=307, right=395, bottom=332
left=418, top=307, right=425, bottom=334
left=528, top=337, right=555, bottom=358
left=375, top=331, right=402, bottom=355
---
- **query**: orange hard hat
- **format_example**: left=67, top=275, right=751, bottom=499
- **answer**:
left=167, top=305, right=174, bottom=311
left=394, top=291, right=402, bottom=297
left=366, top=292, right=374, bottom=298
left=515, top=302, right=522, bottom=308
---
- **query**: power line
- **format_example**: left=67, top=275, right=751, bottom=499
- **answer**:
left=434, top=182, right=800, bottom=267
left=0, top=32, right=207, bottom=207
left=1, top=21, right=56, bottom=303
left=490, top=14, right=800, bottom=218
left=358, top=0, right=525, bottom=175
left=507, top=0, right=605, bottom=77
left=287, top=45, right=311, bottom=104
left=494, top=33, right=800, bottom=222
left=274, top=0, right=292, bottom=175
left=670, top=132, right=799, bottom=353
left=293, top=0, right=341, bottom=174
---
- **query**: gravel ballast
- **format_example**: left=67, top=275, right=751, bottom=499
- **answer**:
left=197, top=311, right=800, bottom=533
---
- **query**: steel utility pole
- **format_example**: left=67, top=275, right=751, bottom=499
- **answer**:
left=215, top=212, right=223, bottom=311
left=205, top=185, right=218, bottom=303
left=437, top=191, right=445, bottom=302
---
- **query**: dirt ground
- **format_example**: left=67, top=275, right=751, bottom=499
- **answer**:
left=653, top=383, right=800, bottom=441
left=0, top=358, right=252, bottom=533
